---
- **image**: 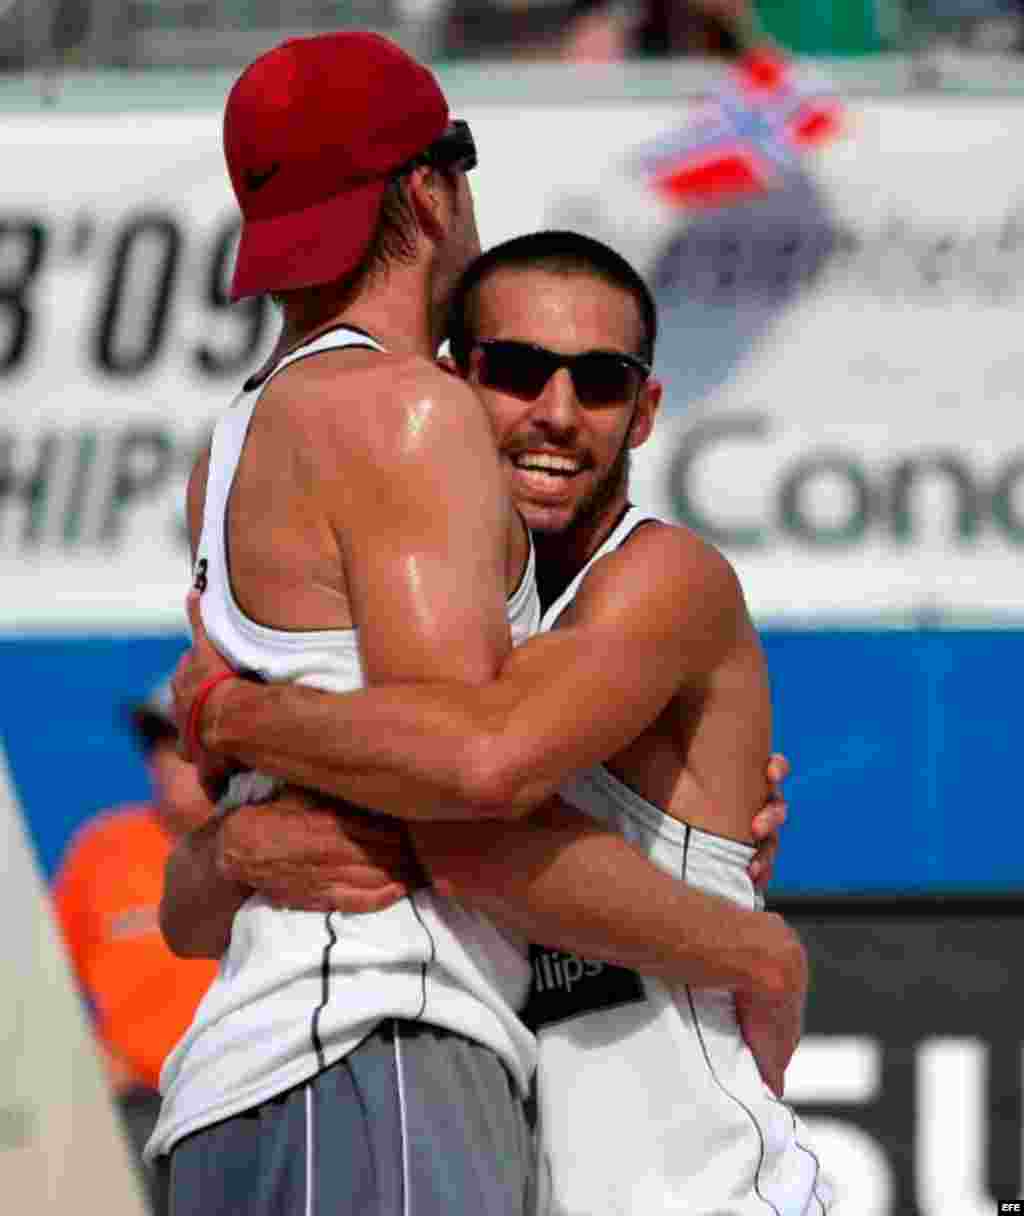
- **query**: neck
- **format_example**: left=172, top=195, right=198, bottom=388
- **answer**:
left=534, top=488, right=632, bottom=611
left=259, top=258, right=442, bottom=376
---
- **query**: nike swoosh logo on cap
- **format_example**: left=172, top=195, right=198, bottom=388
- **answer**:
left=245, top=164, right=280, bottom=191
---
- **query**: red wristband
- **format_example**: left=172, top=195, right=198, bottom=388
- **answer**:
left=186, top=671, right=237, bottom=757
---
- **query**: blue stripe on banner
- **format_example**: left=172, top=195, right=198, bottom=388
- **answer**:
left=1, top=630, right=1021, bottom=894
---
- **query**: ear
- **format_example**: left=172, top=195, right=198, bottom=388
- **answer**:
left=627, top=376, right=662, bottom=450
left=406, top=165, right=448, bottom=243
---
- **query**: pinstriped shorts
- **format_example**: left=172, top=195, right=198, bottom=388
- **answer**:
left=165, top=1019, right=535, bottom=1216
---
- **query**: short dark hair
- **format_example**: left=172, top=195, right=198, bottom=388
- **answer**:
left=447, top=230, right=657, bottom=371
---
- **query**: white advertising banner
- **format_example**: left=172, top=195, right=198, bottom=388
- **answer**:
left=1, top=114, right=261, bottom=630
left=2, top=97, right=1023, bottom=630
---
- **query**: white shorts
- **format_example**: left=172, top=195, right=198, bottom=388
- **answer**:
left=525, top=826, right=831, bottom=1216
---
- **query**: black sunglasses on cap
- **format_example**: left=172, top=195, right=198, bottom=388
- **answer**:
left=474, top=339, right=651, bottom=408
left=401, top=119, right=477, bottom=176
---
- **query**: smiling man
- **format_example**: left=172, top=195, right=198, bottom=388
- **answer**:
left=445, top=232, right=661, bottom=611
left=444, top=231, right=831, bottom=1213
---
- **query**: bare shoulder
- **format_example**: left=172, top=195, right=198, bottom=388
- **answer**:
left=553, top=518, right=755, bottom=683
left=577, top=519, right=745, bottom=622
left=631, top=519, right=738, bottom=579
left=264, top=348, right=488, bottom=465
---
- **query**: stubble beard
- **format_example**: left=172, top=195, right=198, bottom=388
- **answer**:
left=534, top=441, right=631, bottom=546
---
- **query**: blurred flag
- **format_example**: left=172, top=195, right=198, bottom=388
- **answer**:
left=636, top=46, right=844, bottom=209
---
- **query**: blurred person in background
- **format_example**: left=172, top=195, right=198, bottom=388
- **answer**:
left=631, top=0, right=753, bottom=55
left=52, top=673, right=218, bottom=1216
left=441, top=0, right=754, bottom=62
left=0, top=0, right=91, bottom=72
left=568, top=0, right=756, bottom=58
left=915, top=0, right=1024, bottom=50
left=50, top=0, right=91, bottom=55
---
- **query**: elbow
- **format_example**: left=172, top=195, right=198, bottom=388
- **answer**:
left=158, top=902, right=193, bottom=958
left=159, top=898, right=221, bottom=960
left=456, top=731, right=547, bottom=820
left=165, top=931, right=224, bottom=961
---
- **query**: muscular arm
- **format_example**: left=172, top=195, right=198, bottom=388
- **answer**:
left=169, top=518, right=786, bottom=995
left=333, top=358, right=513, bottom=689
left=162, top=357, right=513, bottom=953
left=411, top=799, right=803, bottom=995
left=193, top=525, right=744, bottom=820
left=164, top=783, right=799, bottom=1016
left=165, top=786, right=800, bottom=1019
left=412, top=796, right=805, bottom=1094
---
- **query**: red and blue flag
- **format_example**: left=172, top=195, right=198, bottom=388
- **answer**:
left=636, top=47, right=844, bottom=209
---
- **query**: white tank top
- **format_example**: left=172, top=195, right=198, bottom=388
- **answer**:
left=148, top=327, right=541, bottom=1159
left=527, top=506, right=828, bottom=1215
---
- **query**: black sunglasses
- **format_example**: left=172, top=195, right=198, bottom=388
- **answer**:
left=475, top=340, right=650, bottom=408
left=400, top=119, right=477, bottom=176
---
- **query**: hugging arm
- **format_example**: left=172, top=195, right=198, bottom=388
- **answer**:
left=164, top=405, right=802, bottom=1088
left=185, top=525, right=760, bottom=822
left=161, top=781, right=803, bottom=1092
left=163, top=361, right=513, bottom=954
left=168, top=504, right=794, bottom=989
left=410, top=798, right=806, bottom=1096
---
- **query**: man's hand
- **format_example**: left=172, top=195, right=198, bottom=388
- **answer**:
left=735, top=982, right=805, bottom=1099
left=748, top=751, right=790, bottom=891
left=217, top=788, right=424, bottom=914
left=735, top=913, right=807, bottom=1097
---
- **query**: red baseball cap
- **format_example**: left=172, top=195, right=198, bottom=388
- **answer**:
left=224, top=32, right=450, bottom=301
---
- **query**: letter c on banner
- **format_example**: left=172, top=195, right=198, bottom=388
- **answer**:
left=669, top=413, right=768, bottom=548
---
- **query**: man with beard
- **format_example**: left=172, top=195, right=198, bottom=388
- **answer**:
left=168, top=231, right=823, bottom=1213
